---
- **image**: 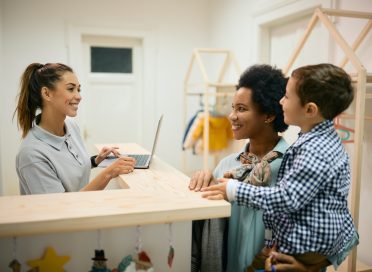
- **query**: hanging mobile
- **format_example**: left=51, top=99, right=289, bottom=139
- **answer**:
left=167, top=223, right=175, bottom=268
left=89, top=229, right=111, bottom=272
left=134, top=225, right=153, bottom=270
left=8, top=237, right=21, bottom=272
left=27, top=246, right=70, bottom=272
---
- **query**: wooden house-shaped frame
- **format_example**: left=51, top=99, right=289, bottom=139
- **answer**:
left=183, top=49, right=242, bottom=170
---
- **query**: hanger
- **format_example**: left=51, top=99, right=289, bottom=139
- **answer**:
left=199, top=93, right=228, bottom=117
left=334, top=116, right=354, bottom=144
left=199, top=94, right=224, bottom=117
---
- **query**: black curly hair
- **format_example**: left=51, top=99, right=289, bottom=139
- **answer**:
left=236, top=64, right=288, bottom=133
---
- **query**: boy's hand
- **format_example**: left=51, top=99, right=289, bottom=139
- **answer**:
left=200, top=178, right=229, bottom=200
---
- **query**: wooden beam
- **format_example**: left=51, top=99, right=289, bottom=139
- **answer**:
left=321, top=8, right=372, bottom=19
left=339, top=113, right=372, bottom=120
left=185, top=91, right=236, bottom=97
left=230, top=51, right=242, bottom=75
left=196, top=48, right=231, bottom=53
left=217, top=52, right=231, bottom=83
left=283, top=12, right=319, bottom=75
left=203, top=92, right=210, bottom=170
left=339, top=20, right=372, bottom=68
left=347, top=69, right=367, bottom=272
left=184, top=53, right=196, bottom=85
left=316, top=8, right=364, bottom=71
left=194, top=51, right=210, bottom=83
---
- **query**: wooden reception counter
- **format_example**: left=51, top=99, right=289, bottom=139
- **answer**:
left=0, top=143, right=230, bottom=237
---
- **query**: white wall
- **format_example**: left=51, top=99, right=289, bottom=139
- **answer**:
left=207, top=0, right=372, bottom=266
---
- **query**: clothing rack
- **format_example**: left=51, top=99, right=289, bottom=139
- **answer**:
left=183, top=48, right=242, bottom=172
left=283, top=8, right=372, bottom=272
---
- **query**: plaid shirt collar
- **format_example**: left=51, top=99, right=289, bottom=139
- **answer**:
left=294, top=119, right=334, bottom=148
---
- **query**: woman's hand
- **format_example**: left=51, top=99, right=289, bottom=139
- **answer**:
left=189, top=170, right=215, bottom=191
left=95, top=146, right=121, bottom=165
left=267, top=252, right=325, bottom=272
left=200, top=178, right=229, bottom=200
left=81, top=155, right=136, bottom=191
left=106, top=156, right=136, bottom=178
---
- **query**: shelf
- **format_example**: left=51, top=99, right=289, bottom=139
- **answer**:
left=350, top=73, right=372, bottom=83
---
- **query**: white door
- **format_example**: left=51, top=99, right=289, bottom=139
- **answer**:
left=80, top=35, right=143, bottom=154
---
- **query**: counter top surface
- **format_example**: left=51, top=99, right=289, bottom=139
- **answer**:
left=0, top=143, right=230, bottom=237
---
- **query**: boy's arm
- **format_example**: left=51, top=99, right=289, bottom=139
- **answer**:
left=234, top=148, right=331, bottom=214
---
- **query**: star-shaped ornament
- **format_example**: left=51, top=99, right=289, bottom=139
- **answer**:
left=27, top=246, right=70, bottom=272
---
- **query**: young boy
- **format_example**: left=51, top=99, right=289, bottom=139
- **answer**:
left=202, top=63, right=359, bottom=271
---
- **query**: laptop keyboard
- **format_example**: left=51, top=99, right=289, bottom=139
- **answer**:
left=128, top=154, right=150, bottom=166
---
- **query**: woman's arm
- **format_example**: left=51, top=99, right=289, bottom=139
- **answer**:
left=17, top=161, right=66, bottom=194
left=80, top=156, right=135, bottom=191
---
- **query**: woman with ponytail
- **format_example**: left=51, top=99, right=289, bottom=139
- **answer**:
left=15, top=63, right=135, bottom=194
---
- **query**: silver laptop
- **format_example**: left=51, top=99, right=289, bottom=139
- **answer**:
left=99, top=115, right=163, bottom=169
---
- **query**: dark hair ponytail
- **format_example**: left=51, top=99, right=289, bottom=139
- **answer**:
left=14, top=63, right=44, bottom=138
left=14, top=62, right=73, bottom=138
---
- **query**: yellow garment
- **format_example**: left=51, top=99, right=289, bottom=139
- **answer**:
left=184, top=114, right=233, bottom=154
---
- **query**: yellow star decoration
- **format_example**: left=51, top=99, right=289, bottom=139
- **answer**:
left=27, top=246, right=70, bottom=272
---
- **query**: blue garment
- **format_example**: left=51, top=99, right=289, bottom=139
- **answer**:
left=226, top=138, right=288, bottom=272
left=182, top=110, right=202, bottom=150
left=235, top=120, right=357, bottom=256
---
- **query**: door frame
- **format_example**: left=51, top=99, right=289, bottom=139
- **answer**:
left=252, top=0, right=335, bottom=65
left=67, top=25, right=157, bottom=147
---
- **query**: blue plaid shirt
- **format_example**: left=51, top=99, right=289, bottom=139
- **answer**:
left=235, top=120, right=356, bottom=255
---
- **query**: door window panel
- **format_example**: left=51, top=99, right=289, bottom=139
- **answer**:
left=90, top=47, right=132, bottom=73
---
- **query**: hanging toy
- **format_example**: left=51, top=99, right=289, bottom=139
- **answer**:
left=89, top=249, right=111, bottom=272
left=112, top=255, right=133, bottom=272
left=133, top=225, right=154, bottom=271
left=9, top=259, right=21, bottom=272
left=27, top=246, right=70, bottom=272
left=136, top=251, right=152, bottom=270
left=90, top=229, right=111, bottom=272
left=167, top=246, right=174, bottom=268
left=8, top=237, right=22, bottom=272
left=114, top=226, right=154, bottom=272
left=167, top=223, right=175, bottom=268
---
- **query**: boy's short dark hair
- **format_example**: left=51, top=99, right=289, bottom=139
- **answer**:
left=291, top=63, right=354, bottom=120
left=237, top=64, right=288, bottom=133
